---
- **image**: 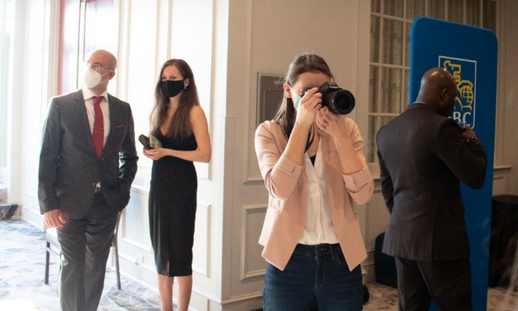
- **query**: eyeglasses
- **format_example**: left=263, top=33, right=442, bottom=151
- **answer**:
left=86, top=62, right=108, bottom=72
left=90, top=64, right=103, bottom=72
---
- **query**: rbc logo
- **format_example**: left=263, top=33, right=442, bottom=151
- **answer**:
left=439, top=57, right=477, bottom=128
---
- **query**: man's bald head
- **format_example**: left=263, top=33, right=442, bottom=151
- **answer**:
left=87, top=49, right=117, bottom=70
left=416, top=67, right=457, bottom=116
left=85, top=49, right=117, bottom=94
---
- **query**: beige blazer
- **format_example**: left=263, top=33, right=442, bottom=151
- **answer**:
left=254, top=119, right=374, bottom=271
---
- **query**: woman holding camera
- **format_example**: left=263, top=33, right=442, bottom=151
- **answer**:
left=143, top=59, right=211, bottom=311
left=254, top=53, right=373, bottom=310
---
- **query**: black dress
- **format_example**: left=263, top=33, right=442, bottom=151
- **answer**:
left=149, top=131, right=197, bottom=276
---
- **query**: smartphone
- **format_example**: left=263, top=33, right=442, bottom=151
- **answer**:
left=139, top=134, right=151, bottom=149
left=149, top=134, right=162, bottom=148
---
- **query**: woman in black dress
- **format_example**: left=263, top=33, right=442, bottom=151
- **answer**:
left=143, top=59, right=211, bottom=311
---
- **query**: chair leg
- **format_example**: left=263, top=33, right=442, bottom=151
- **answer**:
left=113, top=211, right=122, bottom=290
left=113, top=244, right=121, bottom=290
left=44, top=241, right=50, bottom=284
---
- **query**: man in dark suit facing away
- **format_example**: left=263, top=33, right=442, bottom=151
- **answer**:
left=38, top=49, right=138, bottom=311
left=376, top=67, right=487, bottom=311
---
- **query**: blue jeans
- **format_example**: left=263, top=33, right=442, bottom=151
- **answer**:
left=263, top=243, right=363, bottom=311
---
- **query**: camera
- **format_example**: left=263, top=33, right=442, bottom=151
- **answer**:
left=302, top=82, right=355, bottom=115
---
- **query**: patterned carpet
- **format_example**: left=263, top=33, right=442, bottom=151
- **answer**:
left=363, top=282, right=518, bottom=310
left=0, top=219, right=161, bottom=311
left=1, top=219, right=518, bottom=311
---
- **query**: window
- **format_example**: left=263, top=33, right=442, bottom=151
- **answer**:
left=368, top=0, right=497, bottom=163
left=0, top=0, right=14, bottom=168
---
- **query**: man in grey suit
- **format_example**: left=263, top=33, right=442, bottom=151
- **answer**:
left=376, top=67, right=487, bottom=311
left=38, top=49, right=138, bottom=311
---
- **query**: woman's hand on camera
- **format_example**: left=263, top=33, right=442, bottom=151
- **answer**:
left=316, top=106, right=345, bottom=138
left=296, top=87, right=322, bottom=128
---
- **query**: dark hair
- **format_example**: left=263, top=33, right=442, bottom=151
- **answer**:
left=150, top=59, right=200, bottom=138
left=273, top=53, right=334, bottom=138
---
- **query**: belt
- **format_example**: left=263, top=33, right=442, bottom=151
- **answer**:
left=294, top=243, right=341, bottom=257
left=94, top=182, right=101, bottom=193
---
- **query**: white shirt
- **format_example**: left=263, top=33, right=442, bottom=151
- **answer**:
left=298, top=139, right=339, bottom=245
left=82, top=87, right=110, bottom=146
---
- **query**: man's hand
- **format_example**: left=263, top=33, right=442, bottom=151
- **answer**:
left=461, top=126, right=478, bottom=140
left=44, top=209, right=66, bottom=228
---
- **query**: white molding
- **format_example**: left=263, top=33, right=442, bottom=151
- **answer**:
left=115, top=0, right=131, bottom=100
left=240, top=203, right=266, bottom=281
left=241, top=0, right=257, bottom=184
left=47, top=0, right=60, bottom=100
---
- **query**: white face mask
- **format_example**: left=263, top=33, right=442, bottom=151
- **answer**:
left=83, top=67, right=111, bottom=89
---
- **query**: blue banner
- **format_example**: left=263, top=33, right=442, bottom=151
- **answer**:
left=410, top=17, right=498, bottom=310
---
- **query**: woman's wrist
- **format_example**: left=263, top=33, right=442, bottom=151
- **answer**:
left=294, top=119, right=312, bottom=132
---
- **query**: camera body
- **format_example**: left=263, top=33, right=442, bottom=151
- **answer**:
left=302, top=82, right=355, bottom=115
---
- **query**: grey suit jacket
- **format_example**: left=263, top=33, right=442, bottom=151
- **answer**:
left=38, top=89, right=138, bottom=219
left=376, top=103, right=487, bottom=261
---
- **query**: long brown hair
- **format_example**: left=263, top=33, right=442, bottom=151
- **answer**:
left=273, top=53, right=334, bottom=138
left=150, top=59, right=200, bottom=138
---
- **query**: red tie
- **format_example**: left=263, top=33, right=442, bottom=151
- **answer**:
left=92, top=96, right=104, bottom=157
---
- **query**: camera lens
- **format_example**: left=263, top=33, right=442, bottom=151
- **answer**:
left=328, top=90, right=355, bottom=115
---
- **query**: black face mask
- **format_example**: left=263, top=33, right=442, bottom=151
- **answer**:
left=161, top=80, right=184, bottom=98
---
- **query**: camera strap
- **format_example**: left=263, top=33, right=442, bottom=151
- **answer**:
left=304, top=124, right=315, bottom=153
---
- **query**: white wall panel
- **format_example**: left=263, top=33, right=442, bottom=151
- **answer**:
left=121, top=188, right=153, bottom=252
left=240, top=204, right=266, bottom=280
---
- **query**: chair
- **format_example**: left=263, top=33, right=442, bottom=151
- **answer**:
left=44, top=212, right=123, bottom=289
left=44, top=227, right=60, bottom=285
